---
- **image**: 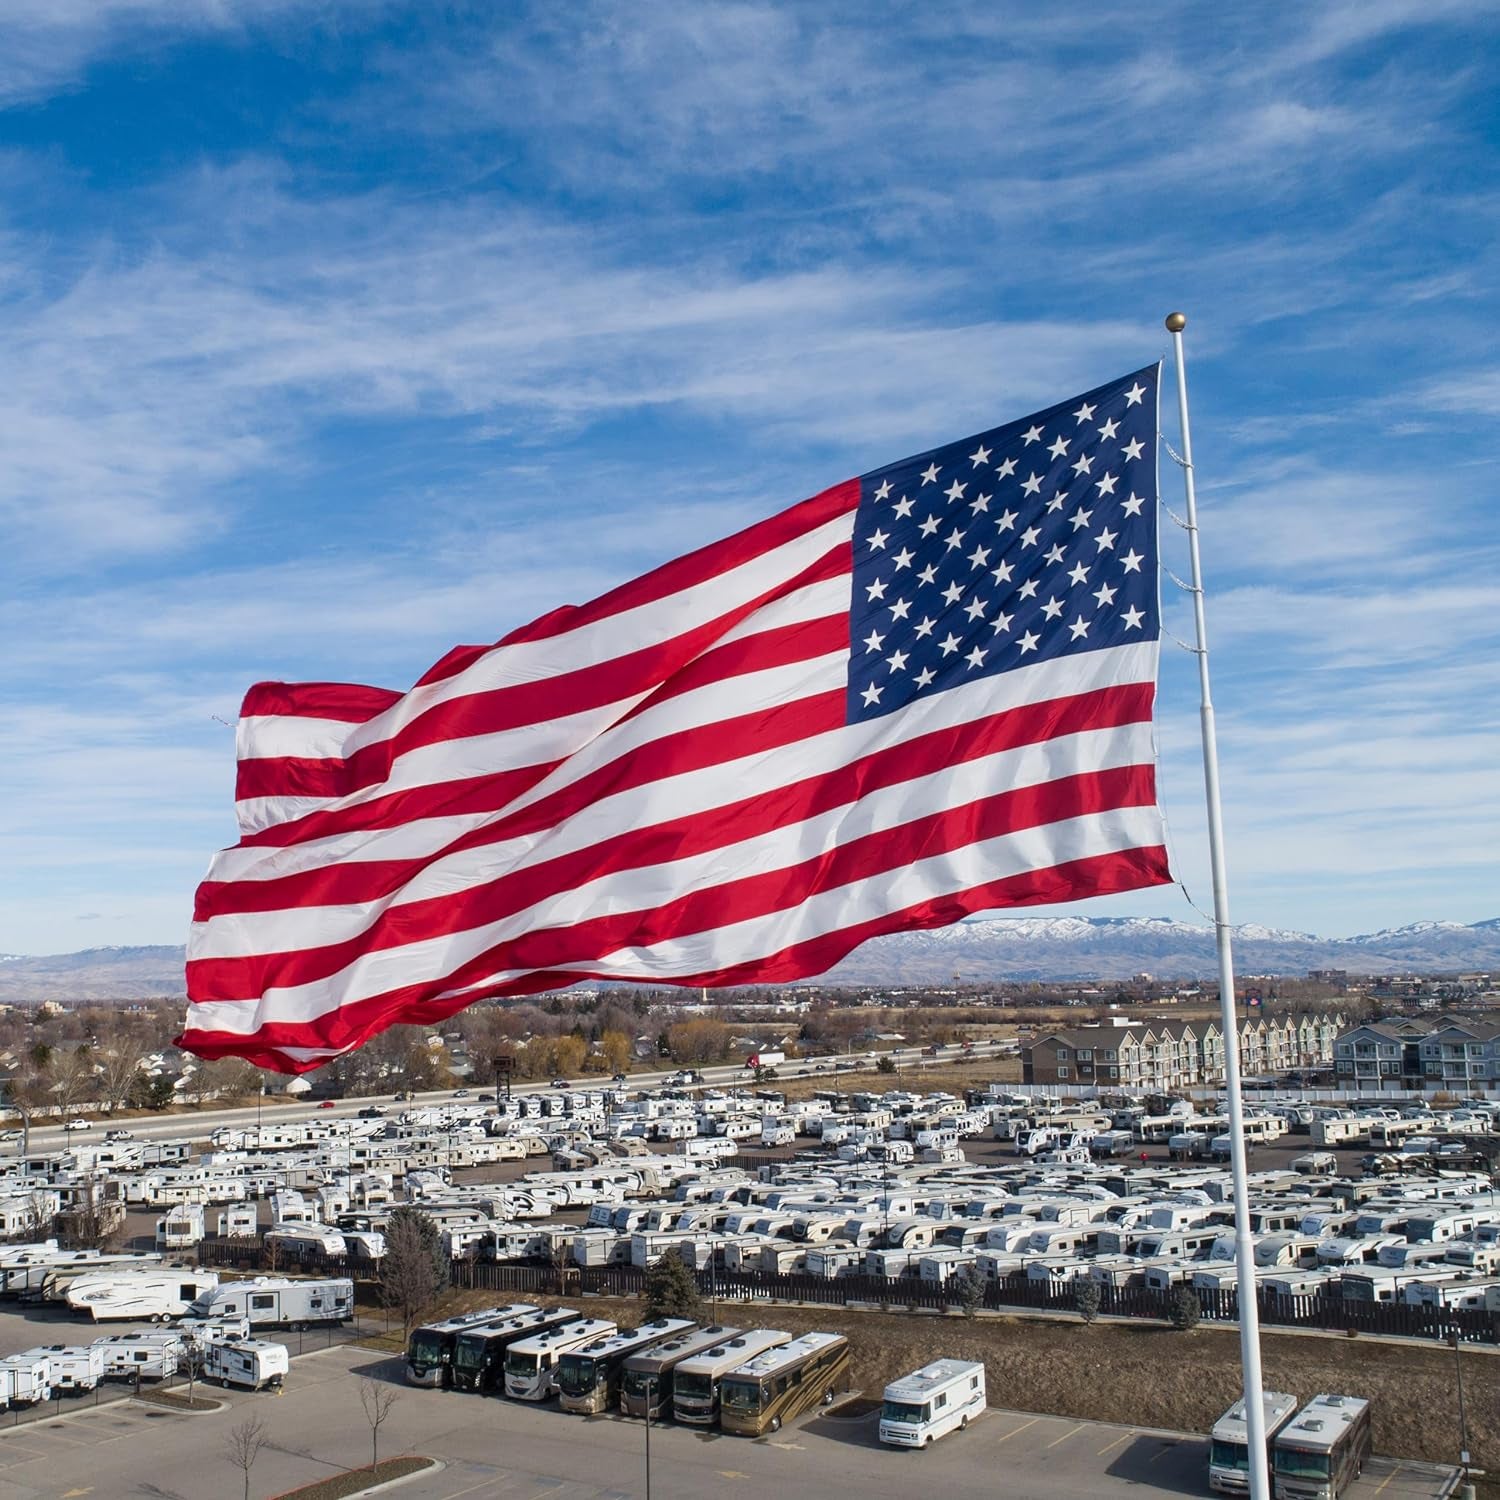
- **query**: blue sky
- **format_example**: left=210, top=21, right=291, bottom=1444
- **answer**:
left=1, top=1, right=1497, bottom=956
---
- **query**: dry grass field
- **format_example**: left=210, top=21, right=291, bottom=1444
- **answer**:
left=442, top=1289, right=1497, bottom=1471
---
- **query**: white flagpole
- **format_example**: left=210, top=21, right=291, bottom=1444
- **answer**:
left=1165, top=311, right=1271, bottom=1500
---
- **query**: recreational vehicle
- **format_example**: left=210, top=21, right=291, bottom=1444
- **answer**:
left=17, top=1344, right=104, bottom=1394
left=405, top=1305, right=538, bottom=1388
left=451, top=1307, right=584, bottom=1394
left=1209, top=1391, right=1299, bottom=1494
left=0, top=1355, right=51, bottom=1405
left=1271, top=1393, right=1371, bottom=1500
left=503, top=1318, right=618, bottom=1402
left=556, top=1319, right=696, bottom=1414
left=66, top=1268, right=220, bottom=1322
left=202, top=1339, right=290, bottom=1392
left=671, top=1329, right=792, bottom=1424
left=91, top=1331, right=183, bottom=1381
left=187, top=1276, right=353, bottom=1329
left=619, top=1324, right=742, bottom=1419
left=878, top=1359, right=986, bottom=1448
left=718, top=1332, right=850, bottom=1436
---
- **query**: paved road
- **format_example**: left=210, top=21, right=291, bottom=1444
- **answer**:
left=0, top=1345, right=1459, bottom=1500
left=9, top=1042, right=1013, bottom=1152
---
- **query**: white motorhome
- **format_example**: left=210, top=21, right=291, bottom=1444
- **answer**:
left=202, top=1339, right=290, bottom=1391
left=1208, top=1390, right=1298, bottom=1494
left=879, top=1359, right=986, bottom=1448
left=503, top=1317, right=617, bottom=1401
left=67, top=1269, right=220, bottom=1322
left=188, top=1276, right=353, bottom=1329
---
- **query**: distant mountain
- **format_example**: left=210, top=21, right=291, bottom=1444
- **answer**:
left=1, top=917, right=1497, bottom=1001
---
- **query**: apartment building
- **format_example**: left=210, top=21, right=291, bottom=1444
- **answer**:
left=1022, top=1012, right=1342, bottom=1091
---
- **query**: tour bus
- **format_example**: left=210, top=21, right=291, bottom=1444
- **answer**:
left=556, top=1319, right=696, bottom=1414
left=405, top=1304, right=538, bottom=1388
left=619, top=1324, right=741, bottom=1419
left=671, top=1329, right=792, bottom=1424
left=718, top=1332, right=850, bottom=1436
left=503, top=1318, right=617, bottom=1402
left=1271, top=1394, right=1372, bottom=1500
left=451, top=1307, right=584, bottom=1394
left=878, top=1359, right=986, bottom=1448
left=1208, top=1390, right=1299, bottom=1493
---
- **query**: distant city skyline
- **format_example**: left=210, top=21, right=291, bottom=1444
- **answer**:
left=1, top=3, right=1497, bottom=954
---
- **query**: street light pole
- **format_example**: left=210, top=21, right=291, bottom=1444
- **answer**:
left=1451, top=1327, right=1471, bottom=1475
left=644, top=1374, right=654, bottom=1500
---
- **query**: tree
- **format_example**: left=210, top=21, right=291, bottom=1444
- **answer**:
left=380, top=1207, right=448, bottom=1339
left=97, top=1042, right=147, bottom=1114
left=642, top=1252, right=704, bottom=1322
left=948, top=1265, right=985, bottom=1320
left=550, top=1034, right=587, bottom=1078
left=1168, top=1284, right=1201, bottom=1332
left=1075, top=1278, right=1103, bottom=1327
left=599, top=1029, right=632, bottom=1076
left=223, top=1415, right=267, bottom=1500
left=876, top=1055, right=897, bottom=1075
left=358, top=1377, right=400, bottom=1469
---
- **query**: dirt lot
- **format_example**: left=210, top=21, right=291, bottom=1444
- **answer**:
left=441, top=1287, right=1497, bottom=1471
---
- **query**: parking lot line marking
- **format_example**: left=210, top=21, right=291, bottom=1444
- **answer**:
left=995, top=1417, right=1041, bottom=1443
left=1371, top=1464, right=1402, bottom=1494
left=716, top=1471, right=749, bottom=1480
left=1046, top=1423, right=1088, bottom=1450
left=1096, top=1431, right=1135, bottom=1457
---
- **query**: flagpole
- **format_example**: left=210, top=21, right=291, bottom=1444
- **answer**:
left=1165, top=312, right=1271, bottom=1500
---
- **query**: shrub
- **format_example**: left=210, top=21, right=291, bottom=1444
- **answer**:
left=1075, top=1278, right=1103, bottom=1326
left=948, top=1265, right=985, bottom=1320
left=643, top=1252, right=704, bottom=1322
left=1168, top=1285, right=1201, bottom=1332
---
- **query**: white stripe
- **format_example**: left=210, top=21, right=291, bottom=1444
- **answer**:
left=187, top=802, right=1163, bottom=1038
left=193, top=716, right=1155, bottom=962
left=205, top=639, right=1157, bottom=888
left=238, top=713, right=371, bottom=764
left=332, top=510, right=856, bottom=762
left=231, top=575, right=854, bottom=836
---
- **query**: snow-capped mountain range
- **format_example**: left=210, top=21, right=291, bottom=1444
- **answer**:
left=0, top=919, right=1497, bottom=1000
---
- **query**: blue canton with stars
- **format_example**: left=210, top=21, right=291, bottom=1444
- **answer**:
left=847, top=365, right=1160, bottom=721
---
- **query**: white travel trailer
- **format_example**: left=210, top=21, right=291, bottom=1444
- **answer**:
left=202, top=1339, right=290, bottom=1391
left=879, top=1359, right=986, bottom=1448
left=67, top=1268, right=220, bottom=1322
left=264, top=1223, right=347, bottom=1257
left=216, top=1203, right=260, bottom=1239
left=91, top=1332, right=183, bottom=1381
left=18, top=1344, right=105, bottom=1394
left=188, top=1276, right=354, bottom=1329
left=503, top=1317, right=617, bottom=1401
left=0, top=1355, right=52, bottom=1405
left=154, top=1203, right=206, bottom=1251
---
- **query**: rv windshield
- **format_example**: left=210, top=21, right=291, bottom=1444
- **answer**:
left=882, top=1400, right=929, bottom=1425
left=673, top=1371, right=713, bottom=1400
left=1210, top=1440, right=1249, bottom=1471
left=1274, top=1450, right=1331, bottom=1480
left=407, top=1332, right=444, bottom=1365
left=452, top=1338, right=483, bottom=1371
left=504, top=1350, right=538, bottom=1377
left=620, top=1368, right=656, bottom=1400
left=555, top=1355, right=597, bottom=1395
left=719, top=1378, right=763, bottom=1413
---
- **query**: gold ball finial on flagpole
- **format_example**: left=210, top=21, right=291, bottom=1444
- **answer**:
left=1165, top=312, right=1187, bottom=332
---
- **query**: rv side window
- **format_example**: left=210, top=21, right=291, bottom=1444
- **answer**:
left=251, top=1294, right=275, bottom=1310
left=311, top=1297, right=323, bottom=1309
left=970, top=1376, right=980, bottom=1391
left=935, top=1392, right=947, bottom=1409
left=180, top=1284, right=196, bottom=1300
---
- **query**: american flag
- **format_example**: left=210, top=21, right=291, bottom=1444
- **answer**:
left=181, top=365, right=1171, bottom=1071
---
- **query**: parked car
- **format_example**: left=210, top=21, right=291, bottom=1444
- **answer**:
left=64, top=1119, right=92, bottom=1131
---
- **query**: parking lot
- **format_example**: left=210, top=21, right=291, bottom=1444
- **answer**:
left=0, top=1343, right=1462, bottom=1500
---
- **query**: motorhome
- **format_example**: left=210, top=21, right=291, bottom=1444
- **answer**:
left=66, top=1268, right=220, bottom=1322
left=503, top=1318, right=618, bottom=1402
left=17, top=1344, right=105, bottom=1394
left=451, top=1307, right=584, bottom=1394
left=619, top=1324, right=742, bottom=1419
left=878, top=1359, right=986, bottom=1448
left=405, top=1304, right=539, bottom=1388
left=718, top=1332, right=851, bottom=1436
left=202, top=1339, right=290, bottom=1392
left=556, top=1319, right=696, bottom=1414
left=1208, top=1391, right=1299, bottom=1494
left=1271, top=1393, right=1372, bottom=1500
left=671, top=1329, right=792, bottom=1425
left=187, top=1276, right=353, bottom=1329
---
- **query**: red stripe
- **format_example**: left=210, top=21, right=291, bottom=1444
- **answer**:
left=195, top=680, right=1153, bottom=924
left=234, top=547, right=851, bottom=808
left=411, top=478, right=859, bottom=688
left=240, top=681, right=403, bottom=723
left=188, top=758, right=1157, bottom=1002
left=176, top=844, right=1170, bottom=1073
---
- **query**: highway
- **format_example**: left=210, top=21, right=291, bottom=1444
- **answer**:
left=12, top=1041, right=1014, bottom=1152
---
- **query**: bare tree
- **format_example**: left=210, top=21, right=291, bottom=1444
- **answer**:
left=97, top=1043, right=147, bottom=1115
left=358, top=1377, right=400, bottom=1468
left=223, top=1415, right=267, bottom=1500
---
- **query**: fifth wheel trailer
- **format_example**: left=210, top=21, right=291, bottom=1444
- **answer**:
left=188, top=1277, right=353, bottom=1329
